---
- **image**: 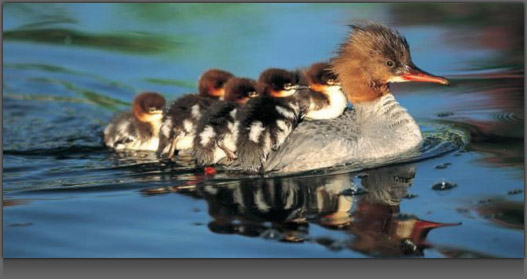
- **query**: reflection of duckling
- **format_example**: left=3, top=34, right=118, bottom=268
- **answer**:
left=199, top=178, right=310, bottom=243
left=233, top=68, right=311, bottom=173
left=304, top=62, right=347, bottom=120
left=158, top=69, right=234, bottom=159
left=193, top=78, right=258, bottom=166
left=103, top=92, right=165, bottom=151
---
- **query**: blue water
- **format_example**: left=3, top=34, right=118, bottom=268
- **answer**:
left=2, top=3, right=524, bottom=258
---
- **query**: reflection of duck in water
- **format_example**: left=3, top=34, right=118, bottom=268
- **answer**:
left=200, top=178, right=310, bottom=243
left=195, top=164, right=460, bottom=255
left=315, top=165, right=460, bottom=256
left=262, top=24, right=449, bottom=174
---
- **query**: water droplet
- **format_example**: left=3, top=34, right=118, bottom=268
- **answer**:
left=431, top=181, right=457, bottom=191
left=437, top=112, right=454, bottom=118
left=435, top=163, right=452, bottom=169
left=401, top=239, right=418, bottom=255
left=260, top=229, right=281, bottom=240
left=507, top=189, right=523, bottom=195
left=478, top=198, right=494, bottom=204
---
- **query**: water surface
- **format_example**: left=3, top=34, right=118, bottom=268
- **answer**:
left=2, top=3, right=524, bottom=258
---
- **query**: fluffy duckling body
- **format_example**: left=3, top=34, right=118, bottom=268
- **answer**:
left=304, top=62, right=348, bottom=120
left=158, top=69, right=234, bottom=159
left=103, top=92, right=166, bottom=151
left=193, top=78, right=258, bottom=166
left=232, top=69, right=312, bottom=173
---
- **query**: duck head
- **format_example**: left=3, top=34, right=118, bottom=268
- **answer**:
left=332, top=23, right=449, bottom=104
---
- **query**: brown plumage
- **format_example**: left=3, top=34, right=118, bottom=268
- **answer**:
left=104, top=92, right=166, bottom=151
left=132, top=92, right=166, bottom=123
left=222, top=77, right=258, bottom=104
left=331, top=23, right=448, bottom=104
left=198, top=69, right=235, bottom=98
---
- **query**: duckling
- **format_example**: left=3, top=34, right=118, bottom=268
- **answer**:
left=304, top=62, right=348, bottom=120
left=232, top=68, right=312, bottom=173
left=103, top=92, right=166, bottom=151
left=193, top=77, right=258, bottom=166
left=157, top=69, right=234, bottom=159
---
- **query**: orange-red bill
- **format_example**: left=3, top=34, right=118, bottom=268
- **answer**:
left=402, top=67, right=450, bottom=85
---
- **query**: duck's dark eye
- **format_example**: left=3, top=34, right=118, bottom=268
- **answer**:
left=386, top=60, right=395, bottom=68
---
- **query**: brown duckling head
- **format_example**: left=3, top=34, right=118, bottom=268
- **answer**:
left=223, top=77, right=259, bottom=104
left=198, top=69, right=235, bottom=99
left=257, top=68, right=308, bottom=98
left=132, top=92, right=166, bottom=123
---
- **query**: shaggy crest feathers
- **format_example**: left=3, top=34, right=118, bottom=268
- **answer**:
left=343, top=23, right=411, bottom=62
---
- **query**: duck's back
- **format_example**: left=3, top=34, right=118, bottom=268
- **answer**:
left=263, top=94, right=423, bottom=173
left=262, top=109, right=360, bottom=173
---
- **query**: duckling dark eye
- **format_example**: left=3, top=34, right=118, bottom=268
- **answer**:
left=386, top=60, right=395, bottom=68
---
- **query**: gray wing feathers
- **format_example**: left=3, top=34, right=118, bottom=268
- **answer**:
left=263, top=110, right=359, bottom=173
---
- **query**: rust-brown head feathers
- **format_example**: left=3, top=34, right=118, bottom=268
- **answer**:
left=133, top=92, right=166, bottom=123
left=198, top=69, right=235, bottom=98
left=331, top=23, right=448, bottom=104
left=223, top=77, right=258, bottom=104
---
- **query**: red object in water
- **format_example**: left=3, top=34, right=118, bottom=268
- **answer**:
left=204, top=167, right=217, bottom=175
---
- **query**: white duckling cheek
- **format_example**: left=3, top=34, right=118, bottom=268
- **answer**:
left=305, top=85, right=347, bottom=120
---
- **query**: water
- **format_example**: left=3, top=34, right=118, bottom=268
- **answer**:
left=2, top=3, right=524, bottom=258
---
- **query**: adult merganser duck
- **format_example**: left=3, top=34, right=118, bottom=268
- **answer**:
left=304, top=62, right=348, bottom=120
left=103, top=92, right=166, bottom=151
left=261, top=23, right=449, bottom=174
left=193, top=77, right=258, bottom=166
left=157, top=69, right=234, bottom=159
left=232, top=68, right=312, bottom=173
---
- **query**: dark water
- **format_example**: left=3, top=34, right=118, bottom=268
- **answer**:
left=2, top=3, right=524, bottom=258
